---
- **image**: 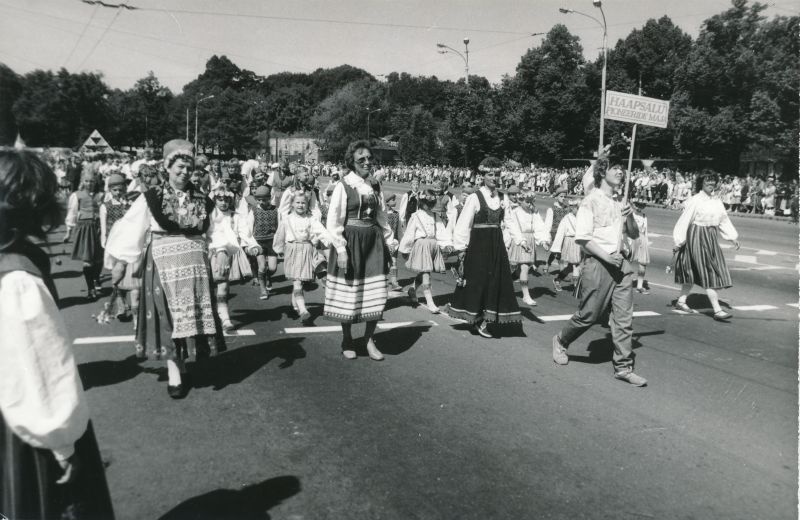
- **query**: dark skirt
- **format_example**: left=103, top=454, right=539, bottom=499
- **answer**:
left=324, top=223, right=391, bottom=323
left=71, top=220, right=102, bottom=264
left=1, top=418, right=115, bottom=520
left=674, top=224, right=732, bottom=289
left=448, top=226, right=521, bottom=324
left=137, top=237, right=224, bottom=360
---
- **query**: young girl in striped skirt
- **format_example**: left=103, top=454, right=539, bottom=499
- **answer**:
left=208, top=186, right=260, bottom=331
left=672, top=171, right=740, bottom=321
left=64, top=170, right=105, bottom=300
left=398, top=189, right=454, bottom=313
left=506, top=188, right=550, bottom=306
left=274, top=190, right=334, bottom=325
left=629, top=200, right=651, bottom=294
left=550, top=198, right=582, bottom=292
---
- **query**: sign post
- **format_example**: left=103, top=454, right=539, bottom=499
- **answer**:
left=604, top=90, right=670, bottom=201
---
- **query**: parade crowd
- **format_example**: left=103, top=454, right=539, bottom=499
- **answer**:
left=0, top=137, right=763, bottom=519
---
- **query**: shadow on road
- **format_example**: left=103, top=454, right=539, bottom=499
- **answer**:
left=190, top=337, right=307, bottom=390
left=157, top=475, right=301, bottom=520
left=372, top=325, right=431, bottom=356
left=78, top=355, right=144, bottom=390
left=52, top=269, right=82, bottom=280
left=568, top=331, right=657, bottom=365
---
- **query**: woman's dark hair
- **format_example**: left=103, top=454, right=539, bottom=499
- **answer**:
left=0, top=150, right=62, bottom=249
left=344, top=140, right=373, bottom=171
left=592, top=156, right=610, bottom=188
left=419, top=188, right=438, bottom=209
left=694, top=169, right=719, bottom=194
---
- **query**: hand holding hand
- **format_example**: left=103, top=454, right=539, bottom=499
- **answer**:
left=542, top=241, right=551, bottom=251
left=732, top=240, right=741, bottom=250
left=56, top=454, right=80, bottom=485
left=247, top=246, right=261, bottom=256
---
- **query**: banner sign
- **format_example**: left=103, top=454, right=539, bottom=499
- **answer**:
left=605, top=91, right=670, bottom=128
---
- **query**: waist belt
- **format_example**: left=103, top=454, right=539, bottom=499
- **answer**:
left=346, top=220, right=376, bottom=227
left=473, top=223, right=500, bottom=228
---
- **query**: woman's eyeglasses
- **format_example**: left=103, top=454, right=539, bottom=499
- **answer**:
left=355, top=156, right=373, bottom=164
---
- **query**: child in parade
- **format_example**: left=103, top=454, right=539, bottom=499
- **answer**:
left=245, top=185, right=280, bottom=300
left=550, top=198, right=582, bottom=292
left=384, top=193, right=403, bottom=291
left=64, top=170, right=105, bottom=300
left=506, top=188, right=551, bottom=306
left=544, top=188, right=570, bottom=273
left=207, top=186, right=260, bottom=331
left=630, top=200, right=651, bottom=294
left=397, top=177, right=421, bottom=226
left=273, top=190, right=334, bottom=325
left=100, top=173, right=140, bottom=323
left=399, top=189, right=455, bottom=314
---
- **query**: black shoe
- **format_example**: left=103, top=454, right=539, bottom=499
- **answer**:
left=167, top=384, right=187, bottom=399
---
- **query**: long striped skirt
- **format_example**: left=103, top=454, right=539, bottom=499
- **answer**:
left=137, top=235, right=221, bottom=360
left=324, top=223, right=391, bottom=323
left=674, top=224, right=732, bottom=289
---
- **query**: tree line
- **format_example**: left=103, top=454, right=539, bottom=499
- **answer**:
left=0, top=0, right=796, bottom=175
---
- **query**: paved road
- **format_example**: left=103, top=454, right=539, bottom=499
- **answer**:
left=51, top=185, right=798, bottom=519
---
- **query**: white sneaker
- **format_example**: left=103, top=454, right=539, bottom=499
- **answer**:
left=523, top=296, right=537, bottom=306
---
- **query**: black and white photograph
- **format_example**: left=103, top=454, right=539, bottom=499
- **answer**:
left=0, top=0, right=798, bottom=518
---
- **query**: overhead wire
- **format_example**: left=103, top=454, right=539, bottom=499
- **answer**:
left=76, top=7, right=122, bottom=69
left=61, top=2, right=99, bottom=67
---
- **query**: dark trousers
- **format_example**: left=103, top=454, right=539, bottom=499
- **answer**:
left=558, top=256, right=635, bottom=371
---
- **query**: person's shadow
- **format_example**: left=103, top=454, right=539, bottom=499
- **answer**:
left=190, top=337, right=307, bottom=391
left=157, top=475, right=301, bottom=520
left=78, top=355, right=144, bottom=390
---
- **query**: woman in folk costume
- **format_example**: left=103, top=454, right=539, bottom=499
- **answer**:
left=399, top=189, right=455, bottom=314
left=550, top=198, right=582, bottom=292
left=506, top=187, right=551, bottom=307
left=448, top=157, right=523, bottom=338
left=274, top=190, right=335, bottom=325
left=105, top=139, right=223, bottom=399
left=324, top=140, right=398, bottom=361
left=100, top=172, right=142, bottom=325
left=64, top=169, right=105, bottom=300
left=0, top=150, right=115, bottom=520
left=672, top=170, right=740, bottom=321
left=207, top=185, right=260, bottom=332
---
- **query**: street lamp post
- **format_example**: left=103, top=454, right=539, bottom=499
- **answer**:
left=194, top=94, right=215, bottom=157
left=560, top=1, right=608, bottom=156
left=436, top=38, right=470, bottom=88
left=364, top=107, right=381, bottom=141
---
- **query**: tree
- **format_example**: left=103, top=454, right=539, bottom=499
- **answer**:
left=394, top=105, right=440, bottom=164
left=0, top=64, right=21, bottom=145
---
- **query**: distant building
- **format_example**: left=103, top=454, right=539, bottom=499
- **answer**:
left=270, top=134, right=322, bottom=163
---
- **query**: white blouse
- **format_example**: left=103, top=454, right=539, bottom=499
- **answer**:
left=207, top=208, right=258, bottom=255
left=0, top=271, right=89, bottom=462
left=398, top=210, right=454, bottom=254
left=507, top=206, right=551, bottom=245
left=551, top=213, right=577, bottom=254
left=673, top=191, right=738, bottom=247
left=453, top=187, right=522, bottom=251
left=325, top=172, right=396, bottom=255
left=273, top=213, right=334, bottom=254
left=278, top=186, right=322, bottom=222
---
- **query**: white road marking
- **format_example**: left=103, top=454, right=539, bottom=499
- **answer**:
left=647, top=282, right=681, bottom=291
left=731, top=305, right=778, bottom=311
left=734, top=255, right=758, bottom=264
left=284, top=320, right=437, bottom=334
left=671, top=309, right=695, bottom=315
left=755, top=250, right=777, bottom=256
left=74, top=329, right=256, bottom=344
left=786, top=303, right=799, bottom=308
left=538, top=311, right=660, bottom=322
left=730, top=265, right=781, bottom=271
left=720, top=244, right=732, bottom=249
left=648, top=232, right=663, bottom=237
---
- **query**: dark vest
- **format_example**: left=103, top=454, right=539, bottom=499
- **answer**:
left=404, top=191, right=419, bottom=223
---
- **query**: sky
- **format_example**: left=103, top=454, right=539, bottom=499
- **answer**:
left=0, top=0, right=796, bottom=92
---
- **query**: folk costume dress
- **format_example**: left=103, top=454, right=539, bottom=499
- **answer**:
left=104, top=182, right=222, bottom=360
left=399, top=210, right=454, bottom=274
left=0, top=242, right=115, bottom=520
left=448, top=187, right=522, bottom=325
left=66, top=189, right=104, bottom=264
left=672, top=191, right=738, bottom=289
left=324, top=172, right=397, bottom=323
left=507, top=206, right=550, bottom=266
left=100, top=194, right=142, bottom=291
left=629, top=212, right=650, bottom=265
left=551, top=213, right=582, bottom=264
left=207, top=207, right=257, bottom=282
left=274, top=213, right=334, bottom=282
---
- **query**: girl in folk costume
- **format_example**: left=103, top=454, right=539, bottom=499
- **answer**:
left=65, top=170, right=105, bottom=300
left=544, top=188, right=570, bottom=274
left=399, top=189, right=455, bottom=314
left=672, top=170, right=740, bottom=321
left=384, top=193, right=404, bottom=291
left=0, top=150, right=116, bottom=520
left=506, top=188, right=551, bottom=307
left=550, top=198, right=582, bottom=292
left=397, top=177, right=421, bottom=226
left=100, top=173, right=140, bottom=323
left=105, top=139, right=223, bottom=399
left=278, top=165, right=322, bottom=221
left=324, top=140, right=398, bottom=361
left=448, top=157, right=523, bottom=338
left=244, top=184, right=280, bottom=300
left=207, top=186, right=260, bottom=332
left=629, top=200, right=651, bottom=294
left=274, top=191, right=335, bottom=326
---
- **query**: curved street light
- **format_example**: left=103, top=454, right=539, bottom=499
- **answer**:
left=194, top=94, right=215, bottom=157
left=560, top=1, right=608, bottom=156
left=436, top=37, right=470, bottom=89
left=364, top=107, right=381, bottom=141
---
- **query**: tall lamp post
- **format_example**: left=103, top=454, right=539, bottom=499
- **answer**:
left=364, top=107, right=381, bottom=141
left=194, top=94, right=215, bottom=157
left=560, top=1, right=607, bottom=156
left=436, top=38, right=470, bottom=88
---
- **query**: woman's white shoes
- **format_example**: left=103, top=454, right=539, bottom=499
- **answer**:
left=366, top=340, right=384, bottom=361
